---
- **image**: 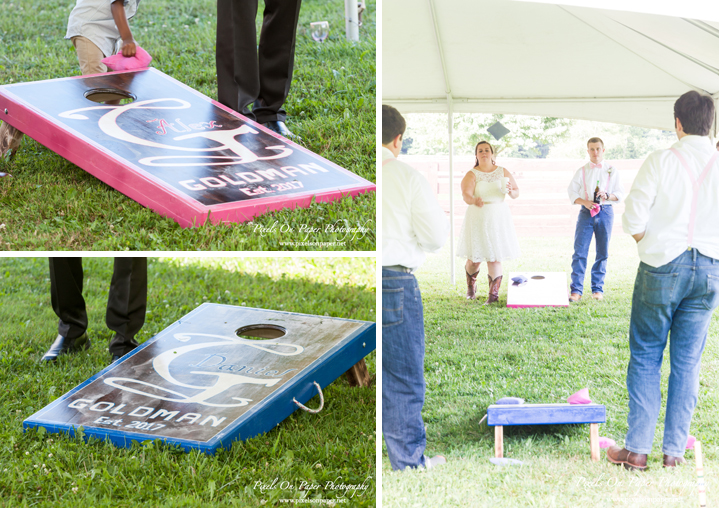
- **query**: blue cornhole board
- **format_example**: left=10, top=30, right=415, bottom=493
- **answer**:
left=23, top=304, right=376, bottom=454
left=487, top=403, right=606, bottom=460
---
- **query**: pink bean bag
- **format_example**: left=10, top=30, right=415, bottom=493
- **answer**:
left=598, top=437, right=616, bottom=449
left=567, top=388, right=591, bottom=404
left=102, top=46, right=152, bottom=71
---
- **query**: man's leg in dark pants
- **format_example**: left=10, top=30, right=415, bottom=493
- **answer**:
left=216, top=0, right=260, bottom=118
left=254, top=0, right=303, bottom=123
left=106, top=257, right=147, bottom=357
left=49, top=257, right=87, bottom=341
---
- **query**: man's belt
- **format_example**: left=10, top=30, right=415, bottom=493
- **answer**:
left=383, top=265, right=414, bottom=273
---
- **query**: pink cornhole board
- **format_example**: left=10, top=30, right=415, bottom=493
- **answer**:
left=0, top=68, right=375, bottom=227
left=506, top=272, right=569, bottom=308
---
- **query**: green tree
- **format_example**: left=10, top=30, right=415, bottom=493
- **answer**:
left=403, top=113, right=574, bottom=158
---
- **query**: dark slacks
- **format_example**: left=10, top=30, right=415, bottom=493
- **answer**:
left=49, top=258, right=147, bottom=356
left=216, top=0, right=302, bottom=123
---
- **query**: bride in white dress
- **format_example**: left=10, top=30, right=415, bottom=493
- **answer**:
left=457, top=141, right=520, bottom=303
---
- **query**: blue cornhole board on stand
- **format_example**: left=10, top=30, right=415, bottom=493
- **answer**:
left=487, top=403, right=606, bottom=461
left=23, top=304, right=376, bottom=454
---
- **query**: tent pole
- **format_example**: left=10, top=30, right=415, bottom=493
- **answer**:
left=344, top=0, right=359, bottom=42
left=448, top=101, right=455, bottom=286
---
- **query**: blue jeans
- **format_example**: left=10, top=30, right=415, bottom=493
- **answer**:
left=382, top=269, right=427, bottom=470
left=625, top=249, right=719, bottom=457
left=570, top=205, right=613, bottom=295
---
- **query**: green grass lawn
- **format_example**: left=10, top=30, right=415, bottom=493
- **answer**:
left=383, top=235, right=719, bottom=507
left=0, top=256, right=376, bottom=507
left=0, top=0, right=376, bottom=251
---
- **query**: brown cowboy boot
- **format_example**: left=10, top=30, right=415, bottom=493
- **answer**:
left=466, top=270, right=479, bottom=300
left=484, top=275, right=503, bottom=305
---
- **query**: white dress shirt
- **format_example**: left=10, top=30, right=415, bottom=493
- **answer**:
left=382, top=147, right=449, bottom=270
left=623, top=135, right=719, bottom=268
left=567, top=160, right=625, bottom=205
left=66, top=0, right=140, bottom=58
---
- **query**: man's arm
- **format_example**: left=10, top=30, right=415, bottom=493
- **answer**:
left=605, top=167, right=625, bottom=203
left=568, top=167, right=593, bottom=209
left=111, top=0, right=136, bottom=57
left=411, top=175, right=449, bottom=253
left=623, top=153, right=660, bottom=242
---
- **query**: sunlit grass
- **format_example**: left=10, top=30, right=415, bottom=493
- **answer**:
left=383, top=235, right=719, bottom=507
left=0, top=0, right=376, bottom=251
left=0, top=257, right=376, bottom=507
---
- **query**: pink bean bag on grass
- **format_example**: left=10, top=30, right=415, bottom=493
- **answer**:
left=567, top=388, right=591, bottom=404
left=102, top=46, right=152, bottom=71
left=598, top=437, right=616, bottom=449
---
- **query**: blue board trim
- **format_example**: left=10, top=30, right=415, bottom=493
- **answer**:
left=487, top=403, right=606, bottom=426
left=23, top=305, right=376, bottom=454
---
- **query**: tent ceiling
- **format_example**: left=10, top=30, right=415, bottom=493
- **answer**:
left=383, top=0, right=719, bottom=130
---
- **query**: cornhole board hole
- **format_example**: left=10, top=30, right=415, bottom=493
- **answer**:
left=487, top=403, right=606, bottom=461
left=506, top=272, right=569, bottom=308
left=0, top=68, right=375, bottom=227
left=23, top=304, right=376, bottom=454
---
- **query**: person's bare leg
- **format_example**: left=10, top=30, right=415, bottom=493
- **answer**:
left=487, top=261, right=502, bottom=279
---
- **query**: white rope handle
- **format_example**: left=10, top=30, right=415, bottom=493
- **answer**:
left=293, top=381, right=324, bottom=414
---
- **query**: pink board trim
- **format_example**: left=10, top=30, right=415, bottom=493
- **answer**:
left=0, top=69, right=375, bottom=228
left=507, top=304, right=569, bottom=308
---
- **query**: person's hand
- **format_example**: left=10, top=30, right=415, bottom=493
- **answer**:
left=581, top=199, right=595, bottom=210
left=121, top=39, right=137, bottom=57
left=599, top=191, right=609, bottom=201
left=474, top=196, right=484, bottom=207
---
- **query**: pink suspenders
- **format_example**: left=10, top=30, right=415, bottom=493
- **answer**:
left=582, top=164, right=612, bottom=201
left=382, top=158, right=393, bottom=166
left=670, top=148, right=719, bottom=247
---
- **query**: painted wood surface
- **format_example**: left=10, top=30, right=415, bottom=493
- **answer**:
left=487, top=403, right=606, bottom=426
left=23, top=304, right=376, bottom=454
left=0, top=69, right=375, bottom=227
left=506, top=272, right=569, bottom=308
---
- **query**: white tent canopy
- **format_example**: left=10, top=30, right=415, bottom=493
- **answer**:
left=383, top=0, right=719, bottom=131
left=383, top=0, right=719, bottom=283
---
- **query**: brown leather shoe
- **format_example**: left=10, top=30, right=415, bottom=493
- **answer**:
left=569, top=293, right=581, bottom=302
left=484, top=275, right=503, bottom=305
left=592, top=292, right=604, bottom=301
left=663, top=454, right=686, bottom=468
left=607, top=446, right=647, bottom=471
left=466, top=271, right=479, bottom=300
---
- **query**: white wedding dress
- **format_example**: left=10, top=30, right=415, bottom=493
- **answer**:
left=456, top=166, right=520, bottom=262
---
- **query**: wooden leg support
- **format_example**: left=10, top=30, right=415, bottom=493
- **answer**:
left=344, top=359, right=371, bottom=387
left=590, top=423, right=600, bottom=462
left=495, top=425, right=504, bottom=458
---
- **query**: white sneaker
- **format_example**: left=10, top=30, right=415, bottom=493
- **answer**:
left=423, top=455, right=447, bottom=469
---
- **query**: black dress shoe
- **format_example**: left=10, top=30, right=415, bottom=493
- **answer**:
left=41, top=332, right=90, bottom=362
left=261, top=120, right=300, bottom=140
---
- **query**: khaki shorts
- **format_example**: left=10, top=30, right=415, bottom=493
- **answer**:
left=71, top=36, right=107, bottom=75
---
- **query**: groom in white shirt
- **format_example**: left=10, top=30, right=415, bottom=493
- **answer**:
left=607, top=90, right=719, bottom=471
left=567, top=138, right=625, bottom=302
